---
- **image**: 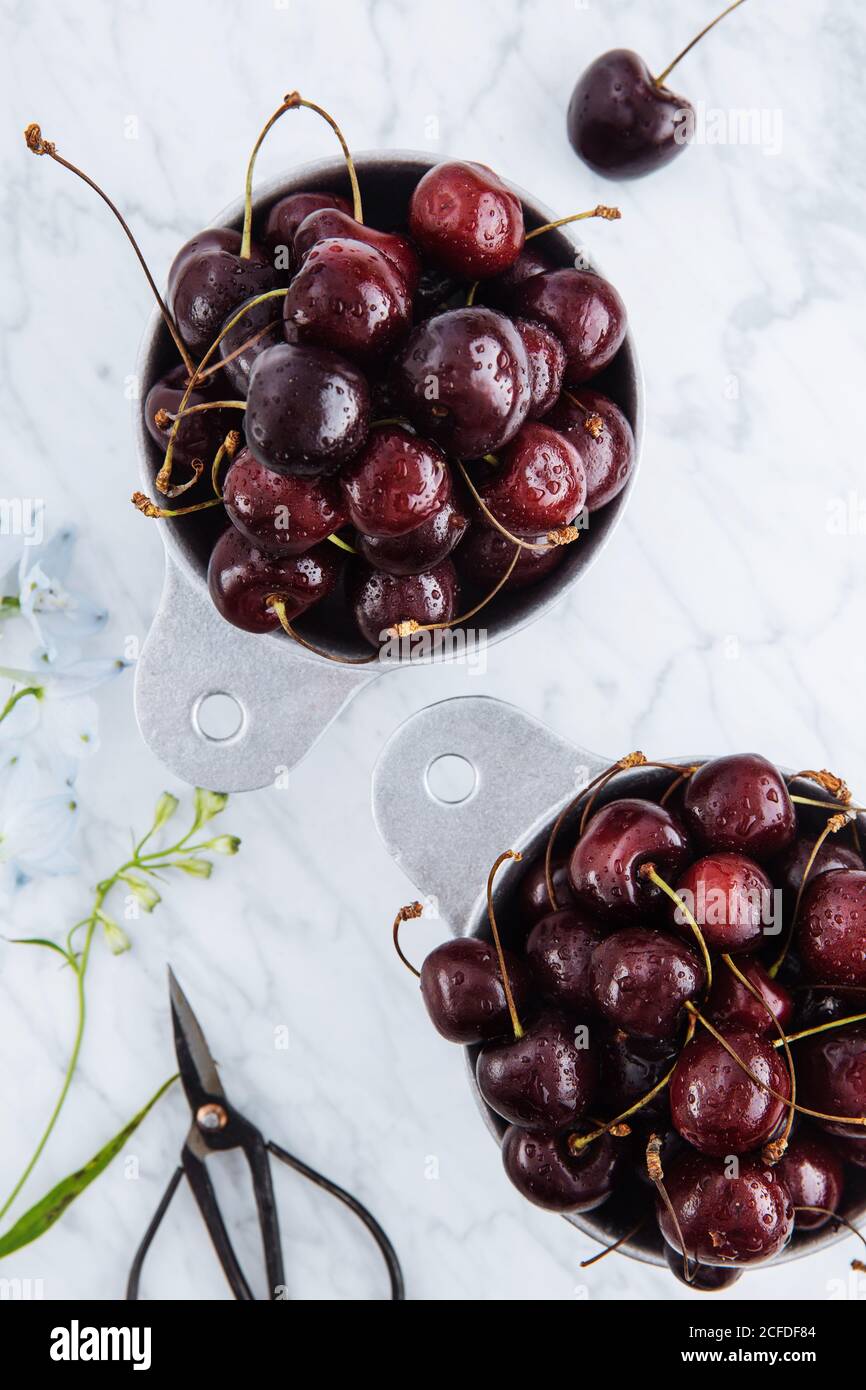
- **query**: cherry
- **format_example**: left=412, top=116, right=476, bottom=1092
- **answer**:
left=632, top=1125, right=684, bottom=1186
left=293, top=207, right=420, bottom=295
left=144, top=364, right=229, bottom=478
left=166, top=227, right=245, bottom=302
left=797, top=869, right=866, bottom=987
left=244, top=342, right=370, bottom=476
left=218, top=293, right=283, bottom=395
left=657, top=1151, right=794, bottom=1266
left=545, top=388, right=636, bottom=510
left=169, top=229, right=278, bottom=356
left=352, top=559, right=459, bottom=646
left=706, top=958, right=794, bottom=1037
left=568, top=798, right=692, bottom=923
left=519, top=856, right=576, bottom=924
left=207, top=526, right=338, bottom=634
left=776, top=1130, right=845, bottom=1230
left=795, top=991, right=862, bottom=1032
left=408, top=161, right=524, bottom=279
left=589, top=928, right=704, bottom=1043
left=484, top=246, right=552, bottom=310
left=512, top=269, right=627, bottom=386
left=263, top=191, right=352, bottom=266
left=456, top=524, right=565, bottom=592
left=599, top=1032, right=678, bottom=1119
left=662, top=1245, right=743, bottom=1291
left=525, top=909, right=603, bottom=1015
left=283, top=237, right=412, bottom=365
left=671, top=853, right=773, bottom=955
left=222, top=448, right=346, bottom=555
left=413, top=263, right=463, bottom=319
left=477, top=423, right=586, bottom=537
left=682, top=754, right=797, bottom=862
left=476, top=1010, right=598, bottom=1132
left=340, top=425, right=450, bottom=538
left=796, top=1024, right=866, bottom=1141
left=567, top=51, right=691, bottom=180
left=773, top=835, right=863, bottom=906
left=669, top=1030, right=790, bottom=1157
left=391, top=307, right=531, bottom=458
left=418, top=937, right=530, bottom=1045
left=355, top=496, right=468, bottom=576
left=513, top=319, right=566, bottom=420
left=501, top=1125, right=621, bottom=1213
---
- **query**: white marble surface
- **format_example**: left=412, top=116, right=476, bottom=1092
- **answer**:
left=1, top=0, right=866, bottom=1302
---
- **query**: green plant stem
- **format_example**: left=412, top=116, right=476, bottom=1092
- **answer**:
left=0, top=685, right=42, bottom=726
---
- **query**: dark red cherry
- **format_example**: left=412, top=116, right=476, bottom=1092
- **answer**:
left=222, top=448, right=346, bottom=556
left=513, top=319, right=566, bottom=419
left=355, top=496, right=468, bottom=576
left=419, top=937, right=530, bottom=1045
left=144, top=365, right=229, bottom=477
left=352, top=559, right=459, bottom=647
left=169, top=231, right=277, bottom=356
left=501, top=1125, right=621, bottom=1213
left=795, top=990, right=864, bottom=1032
left=476, top=1010, right=597, bottom=1132
left=545, top=388, right=636, bottom=510
left=796, top=1024, right=866, bottom=1140
left=599, top=1033, right=677, bottom=1119
left=283, top=238, right=412, bottom=365
left=456, top=524, right=565, bottom=591
left=263, top=191, right=352, bottom=267
left=568, top=798, right=692, bottom=923
left=683, top=754, right=797, bottom=862
left=797, top=869, right=866, bottom=987
left=773, top=834, right=863, bottom=907
left=519, top=857, right=576, bottom=924
left=293, top=208, right=420, bottom=295
left=672, top=853, right=773, bottom=955
left=670, top=1030, right=790, bottom=1157
left=340, top=425, right=449, bottom=538
left=706, top=958, right=794, bottom=1037
left=207, top=527, right=338, bottom=634
left=589, top=928, right=703, bottom=1043
left=477, top=423, right=586, bottom=537
left=484, top=246, right=552, bottom=309
left=657, top=1151, right=794, bottom=1266
left=244, top=343, right=370, bottom=477
left=413, top=263, right=463, bottom=319
left=525, top=909, right=603, bottom=1014
left=408, top=161, right=524, bottom=279
left=218, top=293, right=283, bottom=395
left=776, top=1130, right=845, bottom=1230
left=567, top=50, right=692, bottom=179
left=166, top=227, right=243, bottom=301
left=392, top=307, right=530, bottom=458
left=512, top=269, right=626, bottom=386
left=663, top=1245, right=743, bottom=1291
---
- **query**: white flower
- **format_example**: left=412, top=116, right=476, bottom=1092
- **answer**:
left=0, top=748, right=79, bottom=903
left=1, top=525, right=107, bottom=661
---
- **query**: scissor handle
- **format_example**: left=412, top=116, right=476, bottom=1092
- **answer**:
left=127, top=1166, right=183, bottom=1301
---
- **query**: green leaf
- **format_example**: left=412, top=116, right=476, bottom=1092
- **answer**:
left=98, top=914, right=131, bottom=955
left=207, top=835, right=241, bottom=856
left=119, top=873, right=161, bottom=913
left=0, top=1075, right=177, bottom=1259
left=6, top=937, right=74, bottom=964
left=175, top=857, right=212, bottom=878
left=152, top=792, right=179, bottom=831
left=193, top=788, right=228, bottom=827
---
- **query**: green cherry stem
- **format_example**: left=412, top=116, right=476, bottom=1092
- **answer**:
left=486, top=851, right=525, bottom=1041
left=524, top=205, right=621, bottom=242
left=655, top=0, right=750, bottom=88
left=639, top=863, right=713, bottom=993
left=773, top=1012, right=866, bottom=1049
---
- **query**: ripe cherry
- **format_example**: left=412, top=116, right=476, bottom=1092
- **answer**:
left=525, top=908, right=603, bottom=1015
left=599, top=1033, right=677, bottom=1119
left=352, top=559, right=459, bottom=646
left=589, top=928, right=704, bottom=1043
left=796, top=1024, right=866, bottom=1141
left=657, top=1150, right=794, bottom=1266
left=168, top=228, right=278, bottom=356
left=484, top=246, right=551, bottom=309
left=207, top=527, right=338, bottom=634
left=663, top=1245, right=743, bottom=1290
left=456, top=524, right=565, bottom=592
left=477, top=423, right=586, bottom=536
left=283, top=237, right=412, bottom=365
left=355, top=496, right=468, bottom=576
left=669, top=1030, right=790, bottom=1157
left=682, top=754, right=797, bottom=862
left=391, top=306, right=531, bottom=458
left=218, top=293, right=283, bottom=395
left=705, top=958, right=794, bottom=1037
left=513, top=319, right=566, bottom=419
left=797, top=869, right=866, bottom=987
left=773, top=834, right=862, bottom=907
left=512, top=269, right=627, bottom=385
left=546, top=388, right=636, bottom=510
left=293, top=207, right=420, bottom=294
left=672, top=853, right=773, bottom=955
left=408, top=161, right=524, bottom=279
left=519, top=856, right=576, bottom=924
left=244, top=342, right=370, bottom=476
left=501, top=1125, right=621, bottom=1213
left=263, top=190, right=352, bottom=267
left=567, top=51, right=691, bottom=180
left=419, top=937, right=530, bottom=1045
left=222, top=448, right=346, bottom=555
left=144, top=365, right=229, bottom=480
left=476, top=1010, right=598, bottom=1132
left=776, top=1130, right=845, bottom=1230
left=568, top=798, right=692, bottom=923
left=340, top=425, right=450, bottom=538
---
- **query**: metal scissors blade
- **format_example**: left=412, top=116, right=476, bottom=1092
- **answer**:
left=168, top=965, right=226, bottom=1111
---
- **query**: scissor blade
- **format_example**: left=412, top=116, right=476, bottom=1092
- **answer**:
left=168, top=966, right=226, bottom=1109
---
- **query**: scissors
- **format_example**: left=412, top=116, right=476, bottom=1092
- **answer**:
left=127, top=967, right=405, bottom=1301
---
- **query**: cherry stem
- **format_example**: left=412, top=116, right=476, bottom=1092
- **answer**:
left=655, top=0, right=750, bottom=88
left=647, top=1132, right=694, bottom=1284
left=791, top=794, right=866, bottom=814
left=639, top=864, right=713, bottom=993
left=196, top=320, right=281, bottom=382
left=563, top=392, right=606, bottom=441
left=212, top=430, right=241, bottom=497
left=569, top=1017, right=695, bottom=1154
left=326, top=533, right=358, bottom=555
left=580, top=1217, right=647, bottom=1269
left=390, top=902, right=424, bottom=978
left=768, top=811, right=852, bottom=979
left=794, top=1208, right=866, bottom=1258
left=24, top=123, right=196, bottom=377
left=164, top=400, right=247, bottom=421
left=485, top=850, right=525, bottom=1041
left=543, top=752, right=651, bottom=911
left=721, top=953, right=794, bottom=1161
left=268, top=596, right=379, bottom=666
left=788, top=768, right=852, bottom=805
left=465, top=282, right=479, bottom=307
left=774, top=1011, right=866, bottom=1048
left=456, top=462, right=580, bottom=553
left=524, top=205, right=621, bottom=242
left=387, top=544, right=521, bottom=639
left=133, top=428, right=240, bottom=518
